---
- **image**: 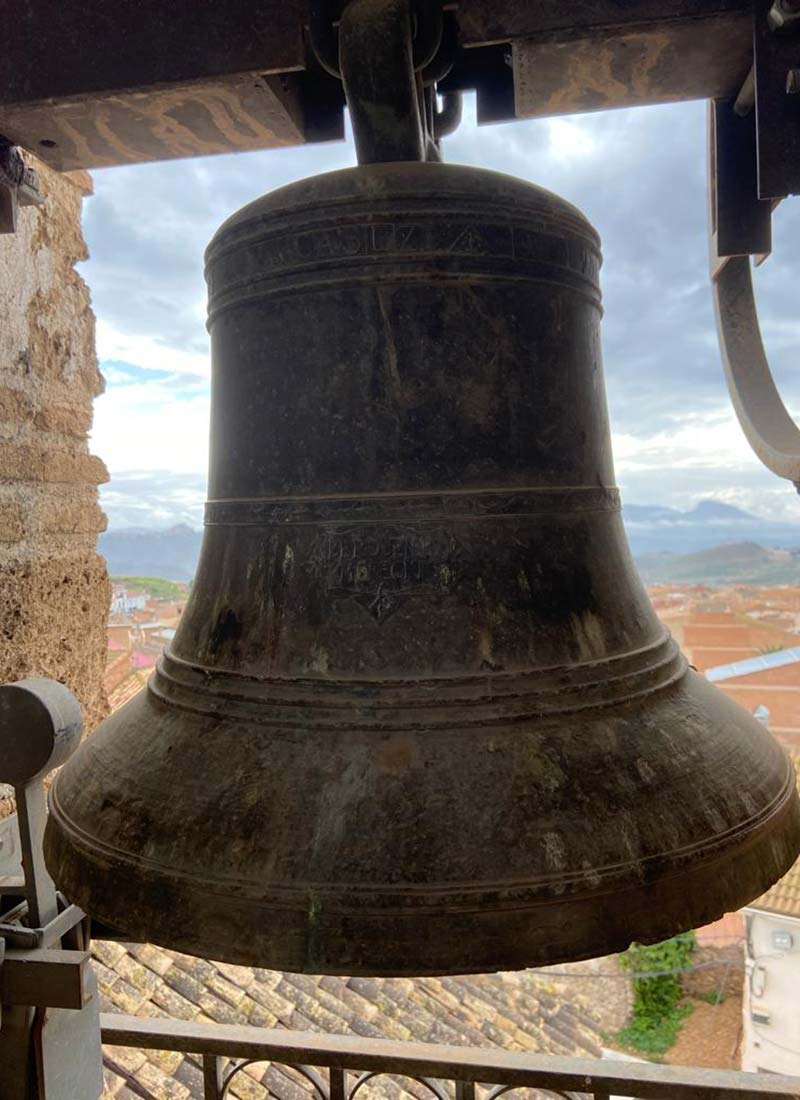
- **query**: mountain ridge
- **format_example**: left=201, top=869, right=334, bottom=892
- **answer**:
left=98, top=500, right=800, bottom=583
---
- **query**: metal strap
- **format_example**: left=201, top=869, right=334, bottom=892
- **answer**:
left=339, top=0, right=425, bottom=164
left=712, top=254, right=800, bottom=487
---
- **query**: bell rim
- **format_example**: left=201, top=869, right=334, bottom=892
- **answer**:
left=45, top=765, right=800, bottom=975
left=45, top=729, right=798, bottom=912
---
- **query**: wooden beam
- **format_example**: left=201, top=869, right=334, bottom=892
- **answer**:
left=456, top=0, right=751, bottom=46
left=3, top=0, right=304, bottom=101
left=0, top=75, right=307, bottom=172
left=0, top=1, right=762, bottom=169
left=0, top=0, right=307, bottom=170
left=512, top=11, right=753, bottom=117
left=2, top=949, right=92, bottom=1009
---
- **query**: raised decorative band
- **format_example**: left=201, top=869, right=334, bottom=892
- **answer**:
left=205, top=217, right=602, bottom=319
left=204, top=486, right=621, bottom=527
left=149, top=632, right=686, bottom=728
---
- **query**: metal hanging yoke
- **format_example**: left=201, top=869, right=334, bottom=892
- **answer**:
left=340, top=0, right=426, bottom=163
left=311, top=0, right=460, bottom=165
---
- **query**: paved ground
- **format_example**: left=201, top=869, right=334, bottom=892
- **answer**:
left=665, top=995, right=743, bottom=1071
left=531, top=946, right=745, bottom=1072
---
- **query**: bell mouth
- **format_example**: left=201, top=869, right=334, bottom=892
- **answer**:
left=45, top=662, right=800, bottom=976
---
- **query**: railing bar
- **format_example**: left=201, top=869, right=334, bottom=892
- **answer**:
left=455, top=1083, right=475, bottom=1100
left=99, top=1015, right=800, bottom=1100
left=330, top=1066, right=346, bottom=1100
left=203, top=1053, right=223, bottom=1100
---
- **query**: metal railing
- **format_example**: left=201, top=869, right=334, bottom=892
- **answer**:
left=100, top=1014, right=800, bottom=1100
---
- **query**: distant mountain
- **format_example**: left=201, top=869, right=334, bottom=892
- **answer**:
left=97, top=499, right=800, bottom=584
left=98, top=524, right=202, bottom=582
left=622, top=500, right=800, bottom=556
left=636, top=542, right=800, bottom=586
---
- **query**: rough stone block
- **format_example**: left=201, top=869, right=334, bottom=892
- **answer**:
left=0, top=553, right=110, bottom=732
left=0, top=502, right=25, bottom=543
left=34, top=402, right=93, bottom=436
left=43, top=450, right=109, bottom=485
left=0, top=444, right=108, bottom=485
left=0, top=387, right=34, bottom=424
left=39, top=496, right=107, bottom=534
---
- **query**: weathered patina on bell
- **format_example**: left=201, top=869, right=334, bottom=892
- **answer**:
left=45, top=162, right=800, bottom=975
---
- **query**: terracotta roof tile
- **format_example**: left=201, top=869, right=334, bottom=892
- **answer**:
left=98, top=943, right=604, bottom=1100
left=106, top=671, right=150, bottom=712
left=172, top=1058, right=206, bottom=1096
left=750, top=748, right=800, bottom=917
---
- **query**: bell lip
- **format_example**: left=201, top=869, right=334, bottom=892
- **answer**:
left=45, top=773, right=800, bottom=976
left=45, top=752, right=798, bottom=908
left=205, top=160, right=601, bottom=268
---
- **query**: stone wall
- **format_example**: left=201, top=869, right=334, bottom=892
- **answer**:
left=0, top=157, right=109, bottom=813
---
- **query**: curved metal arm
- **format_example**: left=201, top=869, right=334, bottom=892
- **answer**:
left=712, top=255, right=800, bottom=488
left=339, top=0, right=425, bottom=164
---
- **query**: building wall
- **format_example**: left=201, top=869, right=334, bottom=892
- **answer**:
left=741, top=909, right=800, bottom=1074
left=0, top=157, right=109, bottom=814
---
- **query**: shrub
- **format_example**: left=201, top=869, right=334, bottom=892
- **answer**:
left=616, top=933, right=696, bottom=1055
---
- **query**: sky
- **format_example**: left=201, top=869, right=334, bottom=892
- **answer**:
left=81, top=96, right=800, bottom=530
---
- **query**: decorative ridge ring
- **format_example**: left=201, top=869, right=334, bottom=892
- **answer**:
left=202, top=487, right=621, bottom=528
left=713, top=254, right=800, bottom=488
left=147, top=635, right=686, bottom=728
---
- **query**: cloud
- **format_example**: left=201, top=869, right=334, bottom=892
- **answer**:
left=81, top=97, right=800, bottom=529
left=99, top=471, right=207, bottom=529
left=91, top=359, right=210, bottom=489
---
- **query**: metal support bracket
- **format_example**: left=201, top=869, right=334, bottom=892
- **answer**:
left=0, top=679, right=103, bottom=1100
left=708, top=3, right=800, bottom=489
left=755, top=0, right=800, bottom=197
left=712, top=254, right=800, bottom=487
left=0, top=142, right=44, bottom=234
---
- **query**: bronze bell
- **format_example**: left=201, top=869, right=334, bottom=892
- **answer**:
left=45, top=161, right=800, bottom=975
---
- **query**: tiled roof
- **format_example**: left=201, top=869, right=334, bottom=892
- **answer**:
left=706, top=646, right=800, bottom=683
left=749, top=748, right=800, bottom=918
left=106, top=671, right=150, bottom=713
left=95, top=941, right=603, bottom=1100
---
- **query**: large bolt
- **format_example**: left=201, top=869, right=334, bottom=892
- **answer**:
left=770, top=0, right=800, bottom=28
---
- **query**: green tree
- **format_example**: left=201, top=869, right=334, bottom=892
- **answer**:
left=111, top=575, right=187, bottom=600
left=616, top=933, right=696, bottom=1055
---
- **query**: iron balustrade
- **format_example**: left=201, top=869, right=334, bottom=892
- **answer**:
left=100, top=1014, right=800, bottom=1100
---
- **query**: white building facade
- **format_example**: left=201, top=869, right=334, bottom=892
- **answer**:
left=741, top=747, right=800, bottom=1075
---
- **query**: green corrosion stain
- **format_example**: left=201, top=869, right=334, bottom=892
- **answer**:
left=306, top=892, right=323, bottom=972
